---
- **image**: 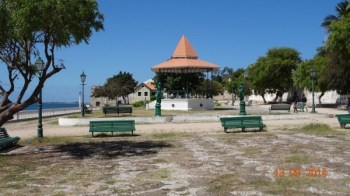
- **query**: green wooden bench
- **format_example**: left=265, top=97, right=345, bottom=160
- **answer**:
left=89, top=120, right=135, bottom=137
left=0, top=128, right=20, bottom=151
left=220, top=116, right=266, bottom=132
left=102, top=106, right=132, bottom=116
left=335, top=114, right=350, bottom=128
left=269, top=104, right=291, bottom=113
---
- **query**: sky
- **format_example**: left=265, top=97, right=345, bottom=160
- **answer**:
left=0, top=0, right=340, bottom=102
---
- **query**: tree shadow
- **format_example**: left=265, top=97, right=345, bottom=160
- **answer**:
left=92, top=133, right=141, bottom=137
left=225, top=128, right=267, bottom=133
left=54, top=140, right=173, bottom=159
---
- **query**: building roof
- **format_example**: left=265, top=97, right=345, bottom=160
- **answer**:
left=151, top=35, right=220, bottom=73
left=144, top=82, right=156, bottom=91
left=172, top=35, right=198, bottom=59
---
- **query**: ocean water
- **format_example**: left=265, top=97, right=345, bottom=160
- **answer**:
left=24, top=102, right=79, bottom=111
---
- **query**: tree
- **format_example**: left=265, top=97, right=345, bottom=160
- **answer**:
left=0, top=0, right=104, bottom=127
left=93, top=72, right=138, bottom=104
left=154, top=72, right=205, bottom=97
left=248, top=47, right=301, bottom=103
left=196, top=80, right=224, bottom=97
left=247, top=61, right=269, bottom=103
left=322, top=1, right=350, bottom=32
left=324, top=3, right=350, bottom=94
left=293, top=55, right=327, bottom=103
left=227, top=68, right=252, bottom=98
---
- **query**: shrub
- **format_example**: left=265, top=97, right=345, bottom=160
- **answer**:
left=132, top=101, right=144, bottom=107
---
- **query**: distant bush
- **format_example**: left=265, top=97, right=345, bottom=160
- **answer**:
left=150, top=96, right=156, bottom=101
left=132, top=101, right=144, bottom=107
left=215, top=103, right=221, bottom=107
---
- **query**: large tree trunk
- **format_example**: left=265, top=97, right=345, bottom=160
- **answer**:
left=0, top=99, right=36, bottom=127
left=318, top=91, right=325, bottom=104
left=272, top=91, right=282, bottom=103
left=260, top=93, right=267, bottom=104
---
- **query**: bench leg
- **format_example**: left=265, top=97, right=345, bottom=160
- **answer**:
left=92, top=132, right=94, bottom=137
left=224, top=128, right=227, bottom=133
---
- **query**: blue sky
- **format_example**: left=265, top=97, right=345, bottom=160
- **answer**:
left=0, top=0, right=339, bottom=102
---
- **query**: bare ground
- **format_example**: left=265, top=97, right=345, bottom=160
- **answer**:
left=1, top=108, right=350, bottom=195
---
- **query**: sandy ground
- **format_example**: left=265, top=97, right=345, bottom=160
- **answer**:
left=1, top=106, right=350, bottom=195
left=3, top=106, right=347, bottom=139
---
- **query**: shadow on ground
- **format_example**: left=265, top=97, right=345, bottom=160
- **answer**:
left=54, top=140, right=173, bottom=159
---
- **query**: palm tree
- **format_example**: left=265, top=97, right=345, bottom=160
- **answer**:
left=322, top=1, right=350, bottom=32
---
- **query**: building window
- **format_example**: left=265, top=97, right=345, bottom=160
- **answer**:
left=96, top=102, right=100, bottom=107
left=144, top=92, right=148, bottom=96
left=138, top=92, right=141, bottom=96
left=151, top=92, right=155, bottom=96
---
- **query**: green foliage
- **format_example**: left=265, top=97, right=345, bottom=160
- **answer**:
left=321, top=1, right=350, bottom=94
left=154, top=72, right=205, bottom=96
left=132, top=100, right=145, bottom=107
left=196, top=79, right=224, bottom=97
left=227, top=68, right=251, bottom=97
left=93, top=72, right=138, bottom=104
left=248, top=47, right=301, bottom=102
left=0, top=0, right=104, bottom=127
left=293, top=55, right=327, bottom=93
left=299, top=123, right=335, bottom=135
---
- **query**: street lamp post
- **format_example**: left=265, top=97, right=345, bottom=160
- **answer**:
left=80, top=71, right=86, bottom=117
left=35, top=57, right=45, bottom=138
left=229, top=78, right=234, bottom=106
left=310, top=68, right=316, bottom=113
left=239, top=70, right=248, bottom=115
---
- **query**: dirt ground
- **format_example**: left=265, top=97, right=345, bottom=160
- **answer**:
left=1, top=108, right=350, bottom=195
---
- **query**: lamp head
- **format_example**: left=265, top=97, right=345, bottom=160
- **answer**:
left=310, top=68, right=316, bottom=79
left=35, top=57, right=45, bottom=73
left=80, top=71, right=86, bottom=83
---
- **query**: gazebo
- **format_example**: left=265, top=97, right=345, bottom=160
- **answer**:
left=150, top=35, right=220, bottom=111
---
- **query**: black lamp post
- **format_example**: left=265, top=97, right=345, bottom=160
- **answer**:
left=80, top=71, right=86, bottom=117
left=35, top=57, right=45, bottom=138
left=310, top=68, right=316, bottom=113
left=239, top=70, right=248, bottom=115
left=229, top=78, right=234, bottom=106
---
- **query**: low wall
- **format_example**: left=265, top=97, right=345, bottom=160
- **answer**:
left=147, top=98, right=214, bottom=111
left=10, top=108, right=81, bottom=121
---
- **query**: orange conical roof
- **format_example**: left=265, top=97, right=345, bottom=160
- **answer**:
left=152, top=35, right=220, bottom=73
left=172, top=35, right=198, bottom=59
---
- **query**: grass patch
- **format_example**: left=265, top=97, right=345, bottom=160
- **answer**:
left=47, top=119, right=58, bottom=125
left=295, top=123, right=341, bottom=136
left=208, top=174, right=243, bottom=194
left=136, top=168, right=171, bottom=182
left=285, top=154, right=310, bottom=165
left=152, top=158, right=168, bottom=164
left=267, top=177, right=317, bottom=194
left=152, top=132, right=177, bottom=139
left=243, top=146, right=261, bottom=155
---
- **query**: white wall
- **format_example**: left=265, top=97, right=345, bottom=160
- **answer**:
left=147, top=99, right=214, bottom=110
left=247, top=90, right=343, bottom=106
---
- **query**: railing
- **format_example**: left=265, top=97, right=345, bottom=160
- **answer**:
left=10, top=107, right=81, bottom=121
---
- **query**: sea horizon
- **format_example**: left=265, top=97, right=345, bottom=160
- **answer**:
left=24, top=102, right=80, bottom=111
